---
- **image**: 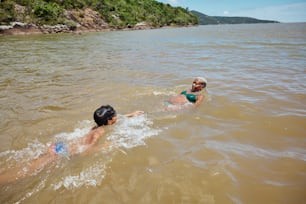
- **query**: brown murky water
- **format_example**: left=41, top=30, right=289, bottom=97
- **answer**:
left=0, top=23, right=305, bottom=203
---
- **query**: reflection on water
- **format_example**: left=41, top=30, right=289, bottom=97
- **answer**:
left=0, top=23, right=306, bottom=203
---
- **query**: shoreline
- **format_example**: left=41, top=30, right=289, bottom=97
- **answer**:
left=0, top=22, right=194, bottom=36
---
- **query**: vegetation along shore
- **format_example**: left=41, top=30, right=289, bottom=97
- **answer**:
left=0, top=0, right=198, bottom=35
left=0, top=0, right=278, bottom=35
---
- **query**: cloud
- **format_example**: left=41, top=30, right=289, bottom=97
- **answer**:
left=231, top=2, right=306, bottom=22
left=166, top=0, right=179, bottom=4
left=223, top=11, right=229, bottom=15
left=164, top=0, right=188, bottom=6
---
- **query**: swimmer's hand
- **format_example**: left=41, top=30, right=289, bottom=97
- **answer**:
left=125, top=111, right=144, bottom=117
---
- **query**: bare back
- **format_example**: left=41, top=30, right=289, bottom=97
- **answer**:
left=68, top=126, right=105, bottom=156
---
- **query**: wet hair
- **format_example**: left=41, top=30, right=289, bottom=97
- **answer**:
left=93, top=105, right=117, bottom=126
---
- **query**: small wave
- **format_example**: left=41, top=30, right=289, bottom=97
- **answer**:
left=38, top=105, right=67, bottom=112
left=15, top=176, right=49, bottom=204
left=153, top=91, right=176, bottom=96
left=52, top=161, right=107, bottom=190
left=54, top=121, right=92, bottom=141
left=205, top=141, right=306, bottom=161
left=0, top=122, right=93, bottom=169
left=263, top=180, right=289, bottom=187
left=0, top=140, right=47, bottom=166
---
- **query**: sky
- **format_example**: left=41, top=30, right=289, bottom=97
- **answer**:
left=157, top=0, right=306, bottom=22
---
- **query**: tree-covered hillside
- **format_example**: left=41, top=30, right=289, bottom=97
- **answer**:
left=0, top=0, right=198, bottom=28
left=191, top=10, right=278, bottom=25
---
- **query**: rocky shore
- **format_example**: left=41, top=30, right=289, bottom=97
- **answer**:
left=0, top=8, right=155, bottom=35
left=0, top=22, right=72, bottom=35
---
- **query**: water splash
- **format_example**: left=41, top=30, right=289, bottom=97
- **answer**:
left=54, top=120, right=92, bottom=141
left=51, top=115, right=160, bottom=190
left=153, top=91, right=176, bottom=96
left=52, top=161, right=107, bottom=190
left=1, top=115, right=161, bottom=203
left=107, top=114, right=161, bottom=149
left=0, top=140, right=47, bottom=169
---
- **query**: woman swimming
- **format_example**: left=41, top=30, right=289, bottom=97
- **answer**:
left=0, top=105, right=143, bottom=184
left=166, top=77, right=207, bottom=111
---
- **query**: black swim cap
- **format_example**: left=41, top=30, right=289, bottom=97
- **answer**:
left=93, top=105, right=117, bottom=126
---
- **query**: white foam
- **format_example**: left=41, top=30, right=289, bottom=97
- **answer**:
left=1, top=116, right=161, bottom=194
left=16, top=176, right=48, bottom=204
left=52, top=161, right=107, bottom=190
left=51, top=115, right=160, bottom=190
left=54, top=121, right=92, bottom=141
left=107, top=114, right=161, bottom=149
left=0, top=114, right=161, bottom=202
left=153, top=91, right=176, bottom=96
left=0, top=140, right=47, bottom=166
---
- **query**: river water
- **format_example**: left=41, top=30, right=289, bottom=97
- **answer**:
left=0, top=23, right=305, bottom=203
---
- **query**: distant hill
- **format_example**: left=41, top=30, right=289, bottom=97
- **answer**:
left=191, top=10, right=279, bottom=25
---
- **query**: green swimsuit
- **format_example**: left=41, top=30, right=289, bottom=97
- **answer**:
left=181, top=90, right=197, bottom=103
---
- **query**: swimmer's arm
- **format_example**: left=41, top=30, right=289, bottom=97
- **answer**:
left=195, top=95, right=204, bottom=106
left=124, top=111, right=144, bottom=117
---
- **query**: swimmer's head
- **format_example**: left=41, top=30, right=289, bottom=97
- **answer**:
left=195, top=77, right=207, bottom=88
left=94, top=105, right=117, bottom=126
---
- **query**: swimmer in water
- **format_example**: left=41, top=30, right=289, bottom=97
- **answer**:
left=0, top=105, right=143, bottom=185
left=165, top=77, right=207, bottom=111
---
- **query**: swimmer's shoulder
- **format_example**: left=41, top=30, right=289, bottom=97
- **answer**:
left=83, top=126, right=105, bottom=145
left=91, top=126, right=105, bottom=136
